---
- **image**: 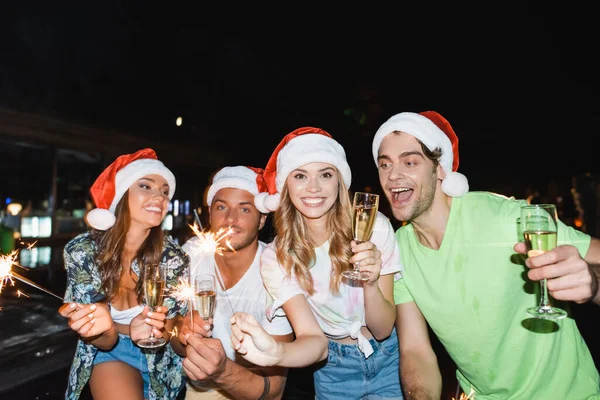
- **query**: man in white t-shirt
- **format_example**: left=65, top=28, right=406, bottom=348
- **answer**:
left=177, top=166, right=293, bottom=400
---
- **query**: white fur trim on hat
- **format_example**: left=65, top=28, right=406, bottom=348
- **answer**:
left=109, top=158, right=176, bottom=213
left=275, top=134, right=351, bottom=193
left=441, top=172, right=469, bottom=197
left=206, top=166, right=261, bottom=206
left=86, top=208, right=116, bottom=231
left=372, top=112, right=468, bottom=197
left=254, top=192, right=280, bottom=214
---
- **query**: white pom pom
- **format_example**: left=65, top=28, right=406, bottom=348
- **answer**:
left=441, top=172, right=469, bottom=197
left=264, top=193, right=281, bottom=212
left=85, top=208, right=116, bottom=230
left=254, top=192, right=270, bottom=214
left=254, top=192, right=281, bottom=213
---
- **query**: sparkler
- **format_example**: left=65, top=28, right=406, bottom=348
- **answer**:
left=168, top=276, right=197, bottom=330
left=174, top=223, right=235, bottom=328
left=185, top=224, right=237, bottom=315
left=453, top=388, right=475, bottom=400
left=192, top=209, right=203, bottom=231
left=188, top=224, right=235, bottom=256
left=0, top=249, right=64, bottom=301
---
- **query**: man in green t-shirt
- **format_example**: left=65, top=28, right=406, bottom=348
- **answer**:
left=371, top=110, right=600, bottom=399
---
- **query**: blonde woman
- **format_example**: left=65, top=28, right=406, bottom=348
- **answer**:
left=231, top=128, right=403, bottom=400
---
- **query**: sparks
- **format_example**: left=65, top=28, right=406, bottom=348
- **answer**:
left=168, top=325, right=178, bottom=339
left=188, top=224, right=235, bottom=256
left=169, top=276, right=196, bottom=304
left=168, top=276, right=197, bottom=329
left=187, top=223, right=236, bottom=315
left=0, top=249, right=64, bottom=300
left=21, top=239, right=38, bottom=250
left=453, top=388, right=475, bottom=400
left=0, top=250, right=20, bottom=292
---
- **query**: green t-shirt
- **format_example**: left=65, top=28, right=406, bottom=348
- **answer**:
left=394, top=191, right=600, bottom=400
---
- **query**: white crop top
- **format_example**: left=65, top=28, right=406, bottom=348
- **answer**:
left=261, top=211, right=403, bottom=358
left=110, top=304, right=145, bottom=325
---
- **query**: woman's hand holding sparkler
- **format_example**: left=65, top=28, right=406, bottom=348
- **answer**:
left=177, top=310, right=213, bottom=346
left=59, top=302, right=114, bottom=342
left=230, top=312, right=282, bottom=366
left=130, top=305, right=168, bottom=342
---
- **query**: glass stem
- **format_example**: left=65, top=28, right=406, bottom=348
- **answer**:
left=149, top=308, right=155, bottom=340
left=189, top=300, right=194, bottom=332
left=354, top=240, right=363, bottom=272
left=539, top=279, right=551, bottom=309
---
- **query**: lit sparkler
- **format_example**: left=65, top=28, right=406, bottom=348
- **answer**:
left=169, top=276, right=197, bottom=329
left=177, top=224, right=237, bottom=324
left=167, top=325, right=178, bottom=340
left=453, top=388, right=475, bottom=400
left=188, top=224, right=236, bottom=314
left=0, top=249, right=64, bottom=301
left=188, top=224, right=235, bottom=256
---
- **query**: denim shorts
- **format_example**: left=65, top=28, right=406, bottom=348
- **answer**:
left=93, top=333, right=150, bottom=398
left=313, top=327, right=403, bottom=400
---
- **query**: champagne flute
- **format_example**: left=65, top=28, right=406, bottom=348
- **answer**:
left=342, top=192, right=379, bottom=281
left=521, top=204, right=567, bottom=320
left=195, top=274, right=216, bottom=321
left=137, top=263, right=167, bottom=348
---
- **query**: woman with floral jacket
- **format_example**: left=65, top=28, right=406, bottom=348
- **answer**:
left=59, top=148, right=188, bottom=400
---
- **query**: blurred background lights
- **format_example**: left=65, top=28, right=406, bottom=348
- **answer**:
left=176, top=116, right=183, bottom=126
left=7, top=202, right=22, bottom=216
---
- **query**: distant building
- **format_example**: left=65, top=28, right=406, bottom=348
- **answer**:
left=0, top=107, right=232, bottom=248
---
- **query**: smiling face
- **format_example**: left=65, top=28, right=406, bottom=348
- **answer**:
left=377, top=132, right=441, bottom=222
left=127, top=174, right=170, bottom=230
left=209, top=187, right=265, bottom=252
left=285, top=162, right=339, bottom=222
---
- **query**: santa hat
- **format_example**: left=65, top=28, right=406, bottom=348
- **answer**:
left=254, top=127, right=352, bottom=213
left=86, top=148, right=176, bottom=230
left=372, top=111, right=469, bottom=197
left=206, top=166, right=268, bottom=208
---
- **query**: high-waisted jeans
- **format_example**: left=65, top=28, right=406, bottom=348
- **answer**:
left=313, top=327, right=403, bottom=400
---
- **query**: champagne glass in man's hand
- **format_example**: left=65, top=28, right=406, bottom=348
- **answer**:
left=195, top=274, right=216, bottom=321
left=521, top=204, right=567, bottom=320
left=342, top=192, right=379, bottom=281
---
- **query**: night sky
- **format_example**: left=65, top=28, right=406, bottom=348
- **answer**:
left=1, top=3, right=598, bottom=197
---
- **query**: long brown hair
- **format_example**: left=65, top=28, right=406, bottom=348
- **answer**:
left=92, top=191, right=165, bottom=302
left=273, top=172, right=353, bottom=295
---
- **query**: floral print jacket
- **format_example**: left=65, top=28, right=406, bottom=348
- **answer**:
left=62, top=231, right=189, bottom=400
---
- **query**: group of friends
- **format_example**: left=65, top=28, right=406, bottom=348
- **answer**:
left=58, top=110, right=600, bottom=400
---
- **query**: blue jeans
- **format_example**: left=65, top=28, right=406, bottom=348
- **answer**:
left=93, top=334, right=150, bottom=399
left=313, top=328, right=403, bottom=400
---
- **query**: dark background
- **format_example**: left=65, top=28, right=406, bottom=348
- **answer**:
left=1, top=2, right=599, bottom=194
left=1, top=2, right=599, bottom=400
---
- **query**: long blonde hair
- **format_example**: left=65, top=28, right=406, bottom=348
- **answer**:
left=93, top=191, right=165, bottom=302
left=273, top=173, right=353, bottom=295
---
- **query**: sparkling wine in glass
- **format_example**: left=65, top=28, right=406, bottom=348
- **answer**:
left=137, top=264, right=167, bottom=348
left=195, top=274, right=216, bottom=321
left=521, top=204, right=567, bottom=320
left=342, top=192, right=379, bottom=281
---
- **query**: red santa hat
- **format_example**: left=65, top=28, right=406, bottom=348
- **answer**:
left=86, top=148, right=176, bottom=230
left=371, top=111, right=469, bottom=197
left=254, top=127, right=352, bottom=213
left=206, top=166, right=268, bottom=207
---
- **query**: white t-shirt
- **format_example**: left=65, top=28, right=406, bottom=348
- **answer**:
left=261, top=211, right=402, bottom=357
left=181, top=238, right=293, bottom=395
